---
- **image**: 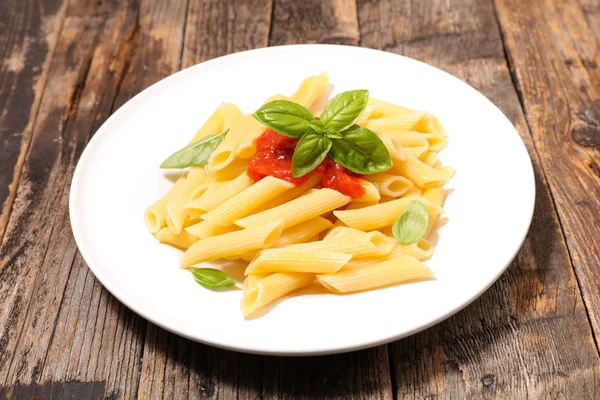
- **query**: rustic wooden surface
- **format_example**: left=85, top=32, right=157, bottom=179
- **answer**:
left=0, top=0, right=599, bottom=398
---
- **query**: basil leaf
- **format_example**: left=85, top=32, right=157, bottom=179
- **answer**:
left=308, top=120, right=324, bottom=134
left=190, top=268, right=237, bottom=291
left=324, top=129, right=343, bottom=139
left=320, top=90, right=369, bottom=132
left=329, top=125, right=392, bottom=174
left=160, top=129, right=228, bottom=169
left=253, top=100, right=315, bottom=138
left=291, top=131, right=332, bottom=178
left=392, top=201, right=429, bottom=244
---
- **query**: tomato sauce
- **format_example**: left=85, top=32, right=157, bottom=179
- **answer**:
left=247, top=129, right=366, bottom=198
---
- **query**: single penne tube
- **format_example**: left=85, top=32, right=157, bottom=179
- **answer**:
left=245, top=250, right=351, bottom=275
left=208, top=158, right=248, bottom=183
left=155, top=227, right=199, bottom=250
left=345, top=239, right=434, bottom=268
left=333, top=196, right=444, bottom=231
left=187, top=103, right=228, bottom=143
left=421, top=152, right=439, bottom=167
left=288, top=228, right=394, bottom=258
left=202, top=176, right=295, bottom=226
left=251, top=175, right=321, bottom=213
left=209, top=113, right=254, bottom=171
left=403, top=146, right=428, bottom=159
left=365, top=174, right=413, bottom=197
left=185, top=219, right=237, bottom=239
left=412, top=113, right=445, bottom=134
left=356, top=102, right=378, bottom=123
left=390, top=154, right=454, bottom=188
left=241, top=272, right=315, bottom=318
left=274, top=217, right=333, bottom=247
left=180, top=220, right=283, bottom=268
left=352, top=180, right=381, bottom=203
left=166, top=167, right=208, bottom=234
left=361, top=112, right=425, bottom=132
left=317, top=255, right=434, bottom=294
left=289, top=72, right=329, bottom=109
left=235, top=94, right=288, bottom=158
left=366, top=98, right=417, bottom=119
left=423, top=188, right=446, bottom=237
left=380, top=130, right=429, bottom=148
left=401, top=186, right=424, bottom=198
left=235, top=188, right=351, bottom=230
left=183, top=172, right=253, bottom=215
left=144, top=174, right=187, bottom=234
left=422, top=133, right=448, bottom=152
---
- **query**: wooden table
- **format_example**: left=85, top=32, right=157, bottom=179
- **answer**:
left=1, top=0, right=599, bottom=398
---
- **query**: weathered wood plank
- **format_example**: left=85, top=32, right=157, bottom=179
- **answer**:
left=269, top=0, right=360, bottom=45
left=494, top=0, right=600, bottom=347
left=0, top=0, right=66, bottom=241
left=358, top=0, right=600, bottom=398
left=0, top=0, right=191, bottom=397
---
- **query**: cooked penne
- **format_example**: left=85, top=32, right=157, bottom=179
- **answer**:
left=180, top=221, right=283, bottom=268
left=155, top=227, right=199, bottom=249
left=423, top=188, right=446, bottom=237
left=183, top=172, right=253, bottom=215
left=202, top=176, right=295, bottom=226
left=365, top=174, right=413, bottom=197
left=317, top=255, right=434, bottom=293
left=166, top=168, right=208, bottom=234
left=245, top=250, right=351, bottom=275
left=235, top=188, right=351, bottom=229
left=346, top=239, right=434, bottom=268
left=391, top=154, right=454, bottom=189
left=146, top=75, right=452, bottom=318
left=241, top=272, right=314, bottom=317
left=274, top=217, right=333, bottom=247
left=334, top=196, right=444, bottom=231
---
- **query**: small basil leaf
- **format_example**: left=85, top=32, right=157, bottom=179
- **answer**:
left=329, top=125, right=392, bottom=174
left=392, top=201, right=429, bottom=244
left=291, top=131, right=332, bottom=178
left=253, top=100, right=314, bottom=138
left=160, top=129, right=229, bottom=169
left=320, top=90, right=369, bottom=132
left=308, top=120, right=324, bottom=134
left=190, top=268, right=237, bottom=291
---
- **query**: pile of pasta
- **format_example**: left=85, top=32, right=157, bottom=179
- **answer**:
left=144, top=73, right=453, bottom=318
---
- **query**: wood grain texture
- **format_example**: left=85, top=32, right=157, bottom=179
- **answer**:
left=269, top=0, right=359, bottom=45
left=0, top=0, right=66, bottom=242
left=494, top=0, right=600, bottom=347
left=358, top=0, right=600, bottom=398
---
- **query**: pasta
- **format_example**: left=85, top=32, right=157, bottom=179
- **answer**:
left=145, top=73, right=452, bottom=318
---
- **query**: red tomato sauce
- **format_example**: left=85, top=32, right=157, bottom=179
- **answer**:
left=247, top=129, right=366, bottom=198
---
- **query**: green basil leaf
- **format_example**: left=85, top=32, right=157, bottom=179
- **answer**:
left=291, top=131, right=332, bottom=178
left=324, top=129, right=343, bottom=140
left=190, top=268, right=237, bottom=291
left=253, top=100, right=314, bottom=138
left=392, top=201, right=429, bottom=244
left=329, top=125, right=392, bottom=174
left=160, top=129, right=229, bottom=169
left=308, top=120, right=324, bottom=134
left=320, top=90, right=369, bottom=132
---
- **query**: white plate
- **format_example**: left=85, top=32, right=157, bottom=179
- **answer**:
left=69, top=45, right=535, bottom=355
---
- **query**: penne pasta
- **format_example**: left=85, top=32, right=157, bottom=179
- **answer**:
left=251, top=175, right=321, bottom=213
left=379, top=130, right=429, bottom=148
left=274, top=217, right=333, bottom=247
left=202, top=176, right=295, bottom=226
left=166, top=167, right=208, bottom=234
left=288, top=228, right=394, bottom=258
left=144, top=175, right=187, bottom=234
left=183, top=172, right=253, bottom=215
left=365, top=174, right=413, bottom=197
left=421, top=152, right=439, bottom=167
left=245, top=250, right=351, bottom=275
left=352, top=180, right=381, bottom=203
left=180, top=220, right=283, bottom=268
left=361, top=112, right=425, bottom=132
left=366, top=98, right=416, bottom=119
left=241, top=272, right=314, bottom=317
left=187, top=103, right=229, bottom=144
left=423, top=188, right=446, bottom=238
left=185, top=219, right=237, bottom=239
left=345, top=239, right=434, bottom=268
left=235, top=188, right=351, bottom=230
left=317, top=255, right=434, bottom=294
left=333, top=196, right=444, bottom=231
left=155, top=227, right=199, bottom=249
left=289, top=72, right=329, bottom=110
left=390, top=154, right=454, bottom=189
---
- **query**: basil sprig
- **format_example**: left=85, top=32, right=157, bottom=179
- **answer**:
left=253, top=90, right=391, bottom=178
left=392, top=201, right=429, bottom=244
left=190, top=268, right=237, bottom=291
left=160, top=129, right=229, bottom=169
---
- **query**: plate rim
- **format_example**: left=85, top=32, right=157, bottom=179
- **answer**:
left=69, top=44, right=536, bottom=356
